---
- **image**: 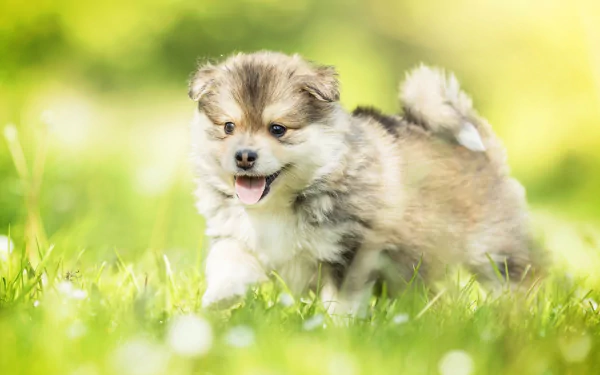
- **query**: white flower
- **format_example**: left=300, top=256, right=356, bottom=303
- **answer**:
left=392, top=313, right=409, bottom=325
left=110, top=338, right=170, bottom=375
left=166, top=314, right=213, bottom=357
left=56, top=281, right=88, bottom=300
left=225, top=325, right=255, bottom=348
left=438, top=350, right=474, bottom=375
left=558, top=334, right=592, bottom=363
left=0, top=235, right=14, bottom=261
left=57, top=281, right=74, bottom=295
left=72, top=289, right=88, bottom=300
left=303, top=314, right=325, bottom=331
left=278, top=293, right=294, bottom=307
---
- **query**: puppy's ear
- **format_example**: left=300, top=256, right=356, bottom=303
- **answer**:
left=188, top=63, right=218, bottom=101
left=302, top=65, right=340, bottom=102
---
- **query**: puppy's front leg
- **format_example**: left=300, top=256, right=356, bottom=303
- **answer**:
left=202, top=238, right=268, bottom=309
left=329, top=247, right=381, bottom=318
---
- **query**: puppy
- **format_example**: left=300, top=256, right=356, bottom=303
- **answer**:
left=188, top=51, right=543, bottom=314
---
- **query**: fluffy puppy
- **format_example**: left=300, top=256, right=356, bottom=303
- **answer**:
left=188, top=51, right=543, bottom=314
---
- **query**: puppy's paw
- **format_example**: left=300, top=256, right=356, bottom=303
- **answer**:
left=202, top=239, right=268, bottom=310
left=201, top=279, right=248, bottom=309
left=329, top=291, right=371, bottom=319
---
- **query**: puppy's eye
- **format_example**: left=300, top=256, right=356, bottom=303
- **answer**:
left=224, top=122, right=235, bottom=135
left=269, top=123, right=287, bottom=138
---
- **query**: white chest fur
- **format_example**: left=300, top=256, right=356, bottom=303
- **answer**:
left=240, top=208, right=304, bottom=266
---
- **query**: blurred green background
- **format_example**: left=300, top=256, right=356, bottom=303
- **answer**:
left=1, top=0, right=599, bottom=271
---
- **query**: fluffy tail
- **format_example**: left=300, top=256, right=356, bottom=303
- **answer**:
left=399, top=64, right=503, bottom=158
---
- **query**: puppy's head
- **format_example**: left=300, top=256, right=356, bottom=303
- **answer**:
left=189, top=51, right=346, bottom=206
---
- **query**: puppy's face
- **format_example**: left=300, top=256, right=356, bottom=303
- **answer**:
left=190, top=52, right=344, bottom=206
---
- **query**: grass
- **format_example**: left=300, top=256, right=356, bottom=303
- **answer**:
left=2, top=103, right=600, bottom=375
left=1, top=241, right=600, bottom=375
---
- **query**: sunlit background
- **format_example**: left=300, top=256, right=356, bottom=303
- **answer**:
left=1, top=0, right=600, bottom=276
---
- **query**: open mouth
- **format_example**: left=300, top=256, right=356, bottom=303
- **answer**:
left=234, top=171, right=281, bottom=205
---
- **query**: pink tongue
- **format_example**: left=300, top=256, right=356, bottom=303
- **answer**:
left=235, top=176, right=267, bottom=205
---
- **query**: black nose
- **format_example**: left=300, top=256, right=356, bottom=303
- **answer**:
left=235, top=149, right=258, bottom=170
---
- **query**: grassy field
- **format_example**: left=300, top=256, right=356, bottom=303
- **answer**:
left=2, top=105, right=600, bottom=375
left=1, top=215, right=600, bottom=375
left=2, top=1, right=600, bottom=373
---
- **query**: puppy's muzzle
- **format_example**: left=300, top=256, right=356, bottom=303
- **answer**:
left=235, top=149, right=258, bottom=170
